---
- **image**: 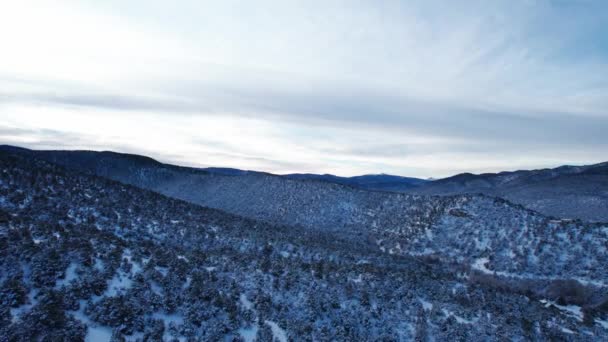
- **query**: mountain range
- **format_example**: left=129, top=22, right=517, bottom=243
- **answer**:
left=1, top=145, right=608, bottom=340
left=3, top=145, right=606, bottom=221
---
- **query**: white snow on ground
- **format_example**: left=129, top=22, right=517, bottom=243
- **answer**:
left=596, top=319, right=608, bottom=329
left=86, top=326, right=113, bottom=342
left=10, top=289, right=38, bottom=323
left=472, top=258, right=607, bottom=288
left=150, top=281, right=163, bottom=295
left=55, top=263, right=78, bottom=288
left=238, top=325, right=259, bottom=342
left=540, top=299, right=584, bottom=322
left=152, top=312, right=185, bottom=341
left=419, top=298, right=433, bottom=311
left=121, top=249, right=142, bottom=274
left=473, top=236, right=490, bottom=250
left=182, top=276, right=191, bottom=289
left=124, top=332, right=144, bottom=342
left=265, top=320, right=288, bottom=342
left=152, top=312, right=184, bottom=325
left=94, top=258, right=104, bottom=271
left=472, top=257, right=491, bottom=273
left=442, top=309, right=479, bottom=325
left=71, top=301, right=112, bottom=342
left=561, top=327, right=575, bottom=334
left=105, top=272, right=133, bottom=296
left=408, top=248, right=436, bottom=257
left=425, top=228, right=433, bottom=240
left=349, top=274, right=363, bottom=283
left=240, top=294, right=254, bottom=310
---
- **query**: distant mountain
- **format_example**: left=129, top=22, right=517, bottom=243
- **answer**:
left=3, top=145, right=606, bottom=221
left=407, top=162, right=608, bottom=222
left=201, top=167, right=254, bottom=176
left=198, top=166, right=429, bottom=192
left=284, top=173, right=428, bottom=192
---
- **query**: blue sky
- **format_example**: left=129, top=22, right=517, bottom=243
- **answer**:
left=1, top=0, right=607, bottom=177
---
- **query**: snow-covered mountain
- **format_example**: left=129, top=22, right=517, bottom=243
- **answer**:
left=283, top=173, right=428, bottom=192
left=3, top=145, right=606, bottom=222
left=407, top=163, right=608, bottom=221
left=1, top=146, right=608, bottom=340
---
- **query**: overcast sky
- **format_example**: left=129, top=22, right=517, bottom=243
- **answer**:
left=1, top=0, right=607, bottom=177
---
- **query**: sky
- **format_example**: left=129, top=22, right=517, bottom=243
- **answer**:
left=0, top=0, right=607, bottom=178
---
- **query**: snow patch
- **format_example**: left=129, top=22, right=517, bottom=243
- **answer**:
left=105, top=272, right=133, bottom=296
left=71, top=301, right=112, bottom=342
left=540, top=299, right=584, bottom=322
left=240, top=294, right=254, bottom=310
left=419, top=298, right=433, bottom=311
left=442, top=309, right=478, bottom=324
left=265, top=320, right=288, bottom=342
left=238, top=325, right=259, bottom=342
left=55, top=263, right=78, bottom=288
left=595, top=319, right=608, bottom=329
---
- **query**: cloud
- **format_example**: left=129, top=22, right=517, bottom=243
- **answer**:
left=0, top=0, right=607, bottom=177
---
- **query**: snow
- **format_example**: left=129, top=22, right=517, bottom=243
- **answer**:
left=472, top=257, right=491, bottom=273
left=87, top=326, right=113, bottom=342
left=55, top=263, right=78, bottom=288
left=238, top=325, right=259, bottom=342
left=150, top=281, right=163, bottom=295
left=10, top=289, right=38, bottom=323
left=71, top=302, right=112, bottom=342
left=152, top=312, right=184, bottom=325
left=240, top=294, right=254, bottom=310
left=265, top=320, right=288, bottom=342
left=94, top=258, right=105, bottom=271
left=595, top=319, right=608, bottom=329
left=105, top=272, right=133, bottom=296
left=472, top=259, right=607, bottom=288
left=442, top=309, right=478, bottom=324
left=419, top=298, right=433, bottom=311
left=540, top=299, right=584, bottom=322
left=561, top=327, right=575, bottom=334
left=152, top=312, right=185, bottom=341
left=124, top=332, right=144, bottom=342
left=122, top=249, right=142, bottom=274
left=350, top=274, right=363, bottom=283
left=154, top=266, right=168, bottom=276
left=474, top=236, right=491, bottom=250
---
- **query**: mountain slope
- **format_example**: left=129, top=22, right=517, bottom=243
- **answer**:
left=2, top=146, right=608, bottom=284
left=2, top=149, right=608, bottom=339
left=4, top=145, right=606, bottom=221
left=407, top=162, right=608, bottom=221
left=283, top=173, right=428, bottom=192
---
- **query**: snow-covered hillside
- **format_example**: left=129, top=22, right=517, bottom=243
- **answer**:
left=1, top=149, right=608, bottom=340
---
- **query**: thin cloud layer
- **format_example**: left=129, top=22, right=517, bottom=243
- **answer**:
left=0, top=0, right=607, bottom=177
